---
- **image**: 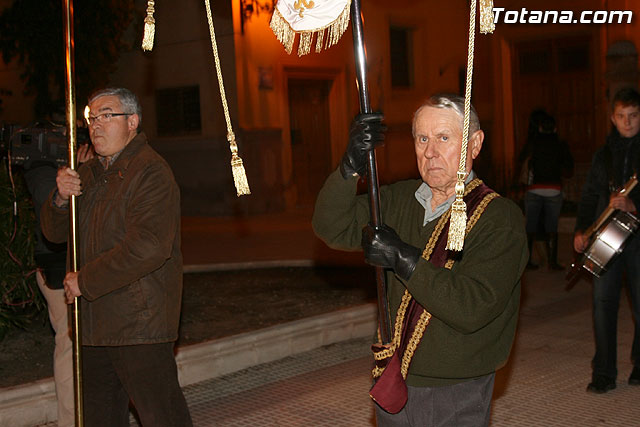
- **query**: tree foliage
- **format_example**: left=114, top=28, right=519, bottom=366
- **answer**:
left=0, top=161, right=43, bottom=340
left=0, top=0, right=136, bottom=118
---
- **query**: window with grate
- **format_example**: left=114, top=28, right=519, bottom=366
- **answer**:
left=155, top=86, right=202, bottom=136
left=389, top=26, right=413, bottom=88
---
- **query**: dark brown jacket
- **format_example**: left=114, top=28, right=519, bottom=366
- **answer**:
left=41, top=132, right=183, bottom=346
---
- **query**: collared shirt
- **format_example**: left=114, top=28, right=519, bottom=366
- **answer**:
left=415, top=170, right=476, bottom=225
left=98, top=148, right=125, bottom=170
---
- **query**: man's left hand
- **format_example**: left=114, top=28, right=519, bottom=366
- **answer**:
left=361, top=224, right=422, bottom=281
left=609, top=194, right=636, bottom=213
left=63, top=272, right=82, bottom=304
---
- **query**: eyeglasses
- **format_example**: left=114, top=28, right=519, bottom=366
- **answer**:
left=86, top=112, right=131, bottom=126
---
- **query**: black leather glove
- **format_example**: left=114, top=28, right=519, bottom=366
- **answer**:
left=362, top=224, right=421, bottom=281
left=340, top=113, right=385, bottom=179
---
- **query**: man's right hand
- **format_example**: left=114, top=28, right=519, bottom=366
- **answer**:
left=55, top=167, right=82, bottom=207
left=573, top=231, right=588, bottom=253
left=340, top=113, right=386, bottom=179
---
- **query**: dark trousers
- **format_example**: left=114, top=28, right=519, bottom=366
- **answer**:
left=375, top=373, right=495, bottom=426
left=592, top=235, right=640, bottom=380
left=524, top=192, right=563, bottom=233
left=82, top=343, right=192, bottom=427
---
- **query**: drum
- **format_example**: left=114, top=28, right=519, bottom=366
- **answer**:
left=582, top=211, right=639, bottom=277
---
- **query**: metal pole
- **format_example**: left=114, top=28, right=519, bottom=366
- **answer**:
left=350, top=0, right=391, bottom=344
left=62, top=0, right=83, bottom=424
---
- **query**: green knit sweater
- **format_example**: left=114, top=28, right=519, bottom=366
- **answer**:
left=312, top=169, right=528, bottom=387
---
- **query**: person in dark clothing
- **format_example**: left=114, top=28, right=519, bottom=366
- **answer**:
left=24, top=162, right=74, bottom=427
left=574, top=87, right=640, bottom=394
left=22, top=141, right=93, bottom=427
left=519, top=110, right=574, bottom=270
left=313, top=94, right=527, bottom=425
left=41, top=88, right=192, bottom=426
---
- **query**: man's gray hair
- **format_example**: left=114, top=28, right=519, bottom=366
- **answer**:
left=88, top=87, right=142, bottom=129
left=412, top=93, right=480, bottom=138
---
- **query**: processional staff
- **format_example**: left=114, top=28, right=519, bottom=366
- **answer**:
left=269, top=0, right=497, bottom=385
left=61, top=0, right=83, bottom=424
left=270, top=0, right=392, bottom=343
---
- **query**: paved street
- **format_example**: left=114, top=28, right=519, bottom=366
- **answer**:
left=13, top=225, right=640, bottom=427
left=138, top=266, right=640, bottom=426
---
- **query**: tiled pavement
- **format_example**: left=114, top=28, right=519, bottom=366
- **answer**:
left=17, top=225, right=640, bottom=426
left=153, top=267, right=639, bottom=426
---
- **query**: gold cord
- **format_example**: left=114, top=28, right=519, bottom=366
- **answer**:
left=204, top=0, right=250, bottom=196
left=446, top=0, right=494, bottom=251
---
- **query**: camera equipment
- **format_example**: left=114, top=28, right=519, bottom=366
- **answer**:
left=0, top=121, right=89, bottom=169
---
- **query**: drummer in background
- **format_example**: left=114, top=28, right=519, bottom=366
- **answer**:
left=573, top=87, right=640, bottom=394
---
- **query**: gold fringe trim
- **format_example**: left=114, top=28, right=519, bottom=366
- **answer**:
left=141, top=1, right=156, bottom=51
left=479, top=0, right=496, bottom=34
left=269, top=1, right=351, bottom=56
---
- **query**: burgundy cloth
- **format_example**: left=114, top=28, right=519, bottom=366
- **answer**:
left=370, top=182, right=495, bottom=414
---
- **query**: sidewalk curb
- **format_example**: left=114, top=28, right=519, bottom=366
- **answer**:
left=183, top=259, right=316, bottom=273
left=0, top=304, right=377, bottom=427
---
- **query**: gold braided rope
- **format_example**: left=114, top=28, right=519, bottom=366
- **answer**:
left=141, top=1, right=156, bottom=51
left=447, top=0, right=494, bottom=251
left=204, top=0, right=251, bottom=196
left=400, top=310, right=431, bottom=379
left=373, top=290, right=410, bottom=362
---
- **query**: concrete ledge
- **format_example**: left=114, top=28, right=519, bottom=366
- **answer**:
left=0, top=378, right=57, bottom=427
left=175, top=303, right=376, bottom=386
left=0, top=303, right=377, bottom=427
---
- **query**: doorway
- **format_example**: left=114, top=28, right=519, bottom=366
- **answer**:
left=512, top=36, right=596, bottom=163
left=287, top=78, right=333, bottom=207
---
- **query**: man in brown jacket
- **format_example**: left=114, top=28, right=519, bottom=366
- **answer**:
left=41, top=87, right=192, bottom=426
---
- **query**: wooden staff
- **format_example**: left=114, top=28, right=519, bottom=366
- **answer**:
left=350, top=0, right=391, bottom=344
left=62, top=0, right=84, bottom=424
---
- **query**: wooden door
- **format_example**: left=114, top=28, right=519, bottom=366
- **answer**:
left=287, top=78, right=332, bottom=207
left=513, top=36, right=596, bottom=164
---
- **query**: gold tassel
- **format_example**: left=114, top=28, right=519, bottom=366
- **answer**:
left=446, top=177, right=467, bottom=251
left=205, top=0, right=250, bottom=196
left=479, top=0, right=495, bottom=34
left=142, top=1, right=156, bottom=51
left=228, top=133, right=251, bottom=196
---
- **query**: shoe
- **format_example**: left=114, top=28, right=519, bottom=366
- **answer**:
left=587, top=377, right=616, bottom=394
left=629, top=367, right=640, bottom=385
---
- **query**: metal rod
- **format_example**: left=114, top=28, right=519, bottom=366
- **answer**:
left=350, top=0, right=391, bottom=344
left=62, top=0, right=83, bottom=424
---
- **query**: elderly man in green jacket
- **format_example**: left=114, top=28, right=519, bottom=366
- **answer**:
left=313, top=94, right=528, bottom=426
left=41, top=87, right=192, bottom=427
